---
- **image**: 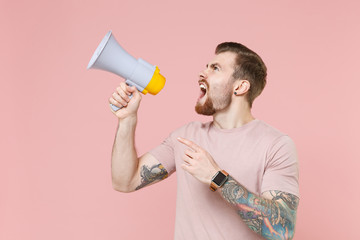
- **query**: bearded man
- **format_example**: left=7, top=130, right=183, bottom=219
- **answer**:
left=109, top=42, right=299, bottom=240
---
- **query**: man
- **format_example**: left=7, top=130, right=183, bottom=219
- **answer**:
left=109, top=42, right=299, bottom=240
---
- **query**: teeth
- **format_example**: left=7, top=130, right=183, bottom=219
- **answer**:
left=200, top=83, right=206, bottom=90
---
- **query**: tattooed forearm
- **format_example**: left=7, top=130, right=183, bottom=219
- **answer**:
left=135, top=163, right=168, bottom=190
left=220, top=176, right=299, bottom=240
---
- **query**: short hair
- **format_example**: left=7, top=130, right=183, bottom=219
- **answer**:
left=215, top=42, right=267, bottom=108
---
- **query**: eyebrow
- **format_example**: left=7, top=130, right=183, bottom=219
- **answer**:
left=206, top=62, right=222, bottom=69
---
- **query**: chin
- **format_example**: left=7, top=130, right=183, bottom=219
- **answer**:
left=195, top=108, right=214, bottom=116
left=195, top=99, right=216, bottom=116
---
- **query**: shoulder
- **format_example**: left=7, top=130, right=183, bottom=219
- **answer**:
left=255, top=120, right=287, bottom=139
left=254, top=120, right=295, bottom=145
left=254, top=120, right=297, bottom=157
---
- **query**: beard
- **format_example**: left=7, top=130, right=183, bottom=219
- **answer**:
left=195, top=84, right=233, bottom=116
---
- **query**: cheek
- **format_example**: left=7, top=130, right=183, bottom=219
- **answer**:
left=210, top=83, right=231, bottom=96
left=208, top=74, right=233, bottom=94
left=209, top=80, right=223, bottom=92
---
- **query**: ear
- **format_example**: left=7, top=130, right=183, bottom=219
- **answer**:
left=234, top=80, right=250, bottom=95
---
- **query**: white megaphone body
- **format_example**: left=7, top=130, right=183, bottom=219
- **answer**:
left=87, top=31, right=166, bottom=111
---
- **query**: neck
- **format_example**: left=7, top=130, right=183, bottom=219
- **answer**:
left=212, top=100, right=255, bottom=130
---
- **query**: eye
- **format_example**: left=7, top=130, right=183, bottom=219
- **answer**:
left=211, top=64, right=220, bottom=71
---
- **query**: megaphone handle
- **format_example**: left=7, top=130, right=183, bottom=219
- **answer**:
left=110, top=94, right=133, bottom=111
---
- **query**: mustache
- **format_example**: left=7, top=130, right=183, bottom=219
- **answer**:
left=198, top=79, right=209, bottom=89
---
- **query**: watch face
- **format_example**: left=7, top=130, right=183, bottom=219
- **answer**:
left=213, top=171, right=226, bottom=186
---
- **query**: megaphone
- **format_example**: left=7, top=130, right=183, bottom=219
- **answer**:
left=87, top=31, right=166, bottom=111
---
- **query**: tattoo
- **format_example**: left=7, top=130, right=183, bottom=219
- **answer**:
left=135, top=163, right=168, bottom=190
left=220, top=176, right=299, bottom=240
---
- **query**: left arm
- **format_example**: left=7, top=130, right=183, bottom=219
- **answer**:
left=177, top=137, right=299, bottom=240
left=220, top=175, right=299, bottom=240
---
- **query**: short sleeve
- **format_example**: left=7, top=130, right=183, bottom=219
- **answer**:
left=148, top=133, right=176, bottom=175
left=261, top=135, right=300, bottom=197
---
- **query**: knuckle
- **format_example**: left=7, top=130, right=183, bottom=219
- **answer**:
left=120, top=93, right=128, bottom=102
left=113, top=102, right=121, bottom=107
left=118, top=91, right=124, bottom=97
left=116, top=87, right=124, bottom=94
left=111, top=101, right=119, bottom=107
left=121, top=83, right=128, bottom=91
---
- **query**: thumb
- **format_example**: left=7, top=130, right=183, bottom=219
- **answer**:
left=127, top=86, right=139, bottom=96
left=126, top=85, right=136, bottom=93
left=129, top=86, right=142, bottom=100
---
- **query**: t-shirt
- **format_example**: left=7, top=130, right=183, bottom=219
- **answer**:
left=149, top=119, right=299, bottom=240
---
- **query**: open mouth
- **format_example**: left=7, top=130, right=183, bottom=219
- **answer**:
left=198, top=81, right=207, bottom=100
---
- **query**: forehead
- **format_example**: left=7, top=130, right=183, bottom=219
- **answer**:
left=209, top=51, right=237, bottom=70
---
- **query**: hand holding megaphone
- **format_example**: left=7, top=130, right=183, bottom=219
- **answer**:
left=87, top=31, right=166, bottom=112
left=109, top=82, right=142, bottom=119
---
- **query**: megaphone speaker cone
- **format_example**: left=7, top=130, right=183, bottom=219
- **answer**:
left=87, top=31, right=113, bottom=70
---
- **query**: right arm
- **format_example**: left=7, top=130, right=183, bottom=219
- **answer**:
left=109, top=82, right=168, bottom=192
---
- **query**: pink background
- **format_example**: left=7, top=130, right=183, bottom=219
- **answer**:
left=1, top=0, right=359, bottom=239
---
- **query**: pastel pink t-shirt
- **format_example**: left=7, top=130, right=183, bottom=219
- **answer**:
left=149, top=119, right=299, bottom=240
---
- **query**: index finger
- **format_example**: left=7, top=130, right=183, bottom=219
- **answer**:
left=177, top=137, right=202, bottom=152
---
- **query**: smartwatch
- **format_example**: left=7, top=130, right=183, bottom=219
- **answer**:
left=210, top=170, right=229, bottom=192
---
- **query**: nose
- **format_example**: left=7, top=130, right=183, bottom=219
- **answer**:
left=199, top=69, right=207, bottom=80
